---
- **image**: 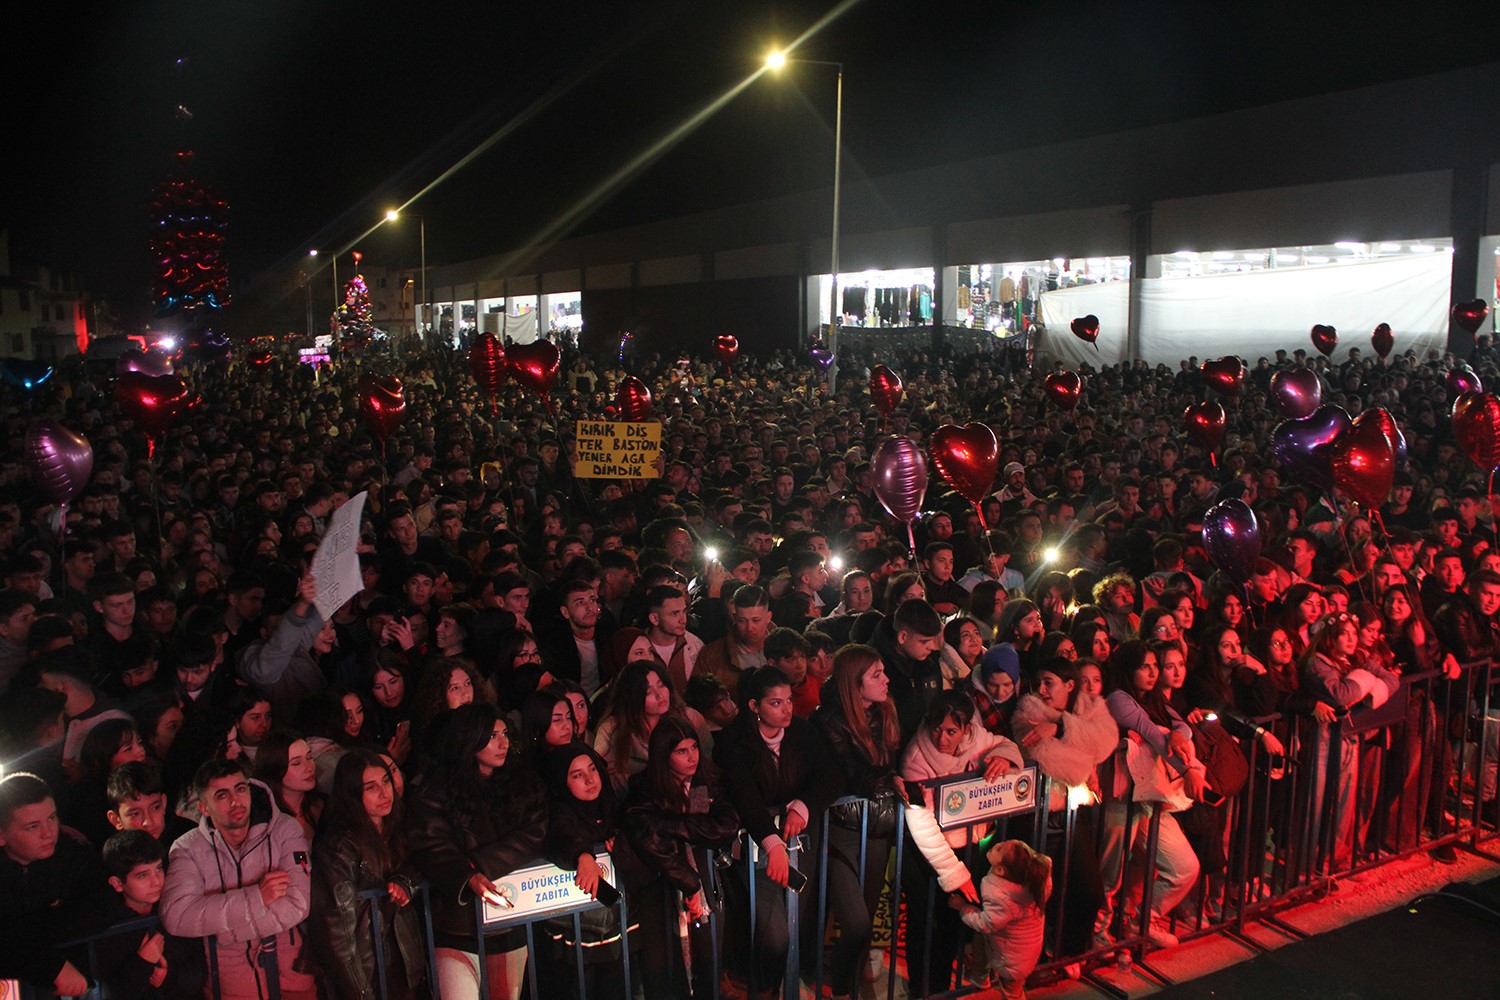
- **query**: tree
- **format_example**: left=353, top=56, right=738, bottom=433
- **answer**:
left=148, top=148, right=230, bottom=327
left=331, top=252, right=377, bottom=348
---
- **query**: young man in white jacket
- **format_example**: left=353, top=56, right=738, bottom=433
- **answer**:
left=161, top=758, right=314, bottom=1000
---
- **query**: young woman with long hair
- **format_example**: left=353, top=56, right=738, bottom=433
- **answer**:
left=592, top=660, right=705, bottom=793
left=996, top=599, right=1046, bottom=677
left=811, top=644, right=904, bottom=1000
left=1279, top=583, right=1326, bottom=660
left=310, top=749, right=424, bottom=1000
left=1375, top=584, right=1447, bottom=850
left=1300, top=612, right=1400, bottom=870
left=363, top=653, right=414, bottom=766
left=406, top=703, right=547, bottom=1000
left=1098, top=640, right=1204, bottom=948
left=940, top=616, right=987, bottom=689
left=252, top=729, right=325, bottom=842
left=1009, top=657, right=1119, bottom=961
left=520, top=684, right=580, bottom=762
left=625, top=716, right=740, bottom=1000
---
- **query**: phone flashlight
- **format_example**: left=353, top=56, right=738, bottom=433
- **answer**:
left=704, top=546, right=719, bottom=563
left=829, top=555, right=845, bottom=572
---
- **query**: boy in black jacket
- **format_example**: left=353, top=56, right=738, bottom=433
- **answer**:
left=93, top=830, right=204, bottom=1000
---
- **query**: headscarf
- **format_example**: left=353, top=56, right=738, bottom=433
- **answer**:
left=540, top=740, right=618, bottom=829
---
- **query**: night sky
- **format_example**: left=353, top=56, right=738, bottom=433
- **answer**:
left=8, top=0, right=1499, bottom=328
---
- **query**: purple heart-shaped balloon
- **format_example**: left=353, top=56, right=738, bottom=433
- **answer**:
left=1269, top=368, right=1321, bottom=419
left=25, top=420, right=94, bottom=506
left=1202, top=498, right=1262, bottom=585
left=1271, top=404, right=1351, bottom=491
left=810, top=347, right=834, bottom=371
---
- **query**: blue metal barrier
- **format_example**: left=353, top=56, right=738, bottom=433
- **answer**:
left=32, top=667, right=1500, bottom=1000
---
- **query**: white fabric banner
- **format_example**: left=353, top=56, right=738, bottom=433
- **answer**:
left=1036, top=253, right=1451, bottom=368
left=1037, top=281, right=1131, bottom=368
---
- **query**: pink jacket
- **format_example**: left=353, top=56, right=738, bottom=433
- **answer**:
left=161, top=779, right=313, bottom=1000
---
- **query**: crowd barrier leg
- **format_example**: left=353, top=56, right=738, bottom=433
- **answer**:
left=423, top=888, right=440, bottom=1000
left=886, top=807, right=905, bottom=1000
left=784, top=838, right=799, bottom=1000
left=618, top=893, right=633, bottom=1000
left=1129, top=806, right=1172, bottom=988
left=570, top=913, right=586, bottom=997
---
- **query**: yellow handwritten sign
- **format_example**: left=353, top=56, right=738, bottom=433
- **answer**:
left=574, top=420, right=661, bottom=479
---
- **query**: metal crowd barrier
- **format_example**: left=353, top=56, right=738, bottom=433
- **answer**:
left=33, top=662, right=1500, bottom=1000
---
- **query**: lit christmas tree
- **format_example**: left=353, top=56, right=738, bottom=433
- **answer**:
left=332, top=251, right=377, bottom=347
left=148, top=147, right=230, bottom=326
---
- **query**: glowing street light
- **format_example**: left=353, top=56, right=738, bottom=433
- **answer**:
left=765, top=49, right=843, bottom=392
left=308, top=249, right=338, bottom=307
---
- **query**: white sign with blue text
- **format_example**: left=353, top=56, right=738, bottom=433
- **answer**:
left=935, top=766, right=1038, bottom=830
left=482, top=853, right=615, bottom=925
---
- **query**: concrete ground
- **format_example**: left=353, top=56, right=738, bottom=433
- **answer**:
left=1013, top=846, right=1500, bottom=1000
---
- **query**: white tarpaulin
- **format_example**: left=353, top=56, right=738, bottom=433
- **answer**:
left=1037, top=281, right=1131, bottom=368
left=479, top=310, right=540, bottom=343
left=1037, top=253, right=1451, bottom=367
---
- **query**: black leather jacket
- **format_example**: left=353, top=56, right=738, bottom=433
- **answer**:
left=309, top=821, right=424, bottom=1000
left=405, top=764, right=548, bottom=941
left=623, top=776, right=741, bottom=894
left=812, top=686, right=900, bottom=833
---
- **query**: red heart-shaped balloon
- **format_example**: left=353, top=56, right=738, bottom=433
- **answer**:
left=507, top=341, right=561, bottom=398
left=1331, top=409, right=1396, bottom=509
left=116, top=371, right=198, bottom=440
left=1371, top=323, right=1394, bottom=360
left=869, top=365, right=904, bottom=416
left=1200, top=357, right=1245, bottom=398
left=1453, top=299, right=1491, bottom=334
left=714, top=334, right=739, bottom=368
left=1184, top=401, right=1227, bottom=451
left=1453, top=391, right=1500, bottom=470
left=247, top=350, right=272, bottom=369
left=1365, top=406, right=1407, bottom=468
left=616, top=376, right=652, bottom=422
left=469, top=333, right=506, bottom=399
left=1044, top=371, right=1083, bottom=411
left=1310, top=324, right=1338, bottom=358
left=929, top=423, right=999, bottom=506
left=357, top=373, right=406, bottom=443
left=1070, top=315, right=1100, bottom=345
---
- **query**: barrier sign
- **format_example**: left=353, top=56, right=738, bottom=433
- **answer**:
left=482, top=853, right=615, bottom=925
left=573, top=420, right=661, bottom=479
left=935, top=766, right=1038, bottom=830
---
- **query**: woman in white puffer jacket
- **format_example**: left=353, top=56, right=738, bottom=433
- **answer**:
left=1009, top=657, right=1120, bottom=959
left=899, top=690, right=1023, bottom=996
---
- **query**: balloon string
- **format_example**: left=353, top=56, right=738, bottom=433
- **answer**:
left=56, top=502, right=69, bottom=594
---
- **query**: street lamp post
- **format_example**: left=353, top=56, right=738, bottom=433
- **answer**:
left=767, top=52, right=844, bottom=393
left=385, top=210, right=426, bottom=351
left=308, top=249, right=339, bottom=310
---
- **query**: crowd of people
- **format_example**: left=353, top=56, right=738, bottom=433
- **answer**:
left=2, top=330, right=1499, bottom=1000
